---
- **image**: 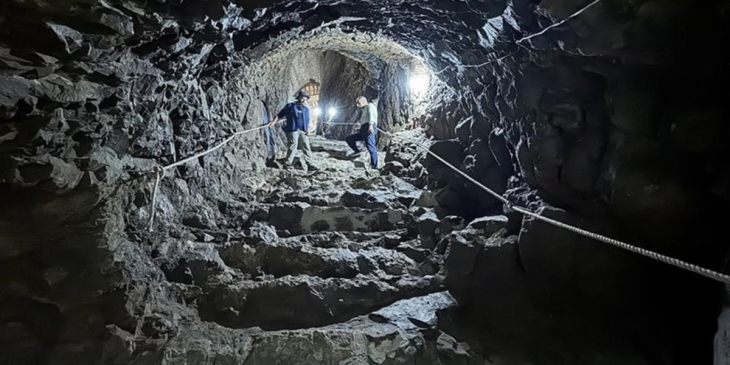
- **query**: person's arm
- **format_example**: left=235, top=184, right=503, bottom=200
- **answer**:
left=269, top=105, right=289, bottom=126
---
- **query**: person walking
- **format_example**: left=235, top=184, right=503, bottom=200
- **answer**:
left=268, top=91, right=317, bottom=171
left=345, top=96, right=378, bottom=169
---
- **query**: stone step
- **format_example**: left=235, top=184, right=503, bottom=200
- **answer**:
left=266, top=202, right=413, bottom=236
left=198, top=274, right=443, bottom=331
left=241, top=221, right=410, bottom=247
left=308, top=136, right=354, bottom=155
left=265, top=173, right=420, bottom=208
left=218, top=237, right=427, bottom=279
left=143, top=136, right=477, bottom=363
left=158, top=292, right=480, bottom=365
left=282, top=229, right=408, bottom=248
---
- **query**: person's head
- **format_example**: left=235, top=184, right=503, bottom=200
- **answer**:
left=355, top=96, right=368, bottom=108
left=296, top=90, right=310, bottom=104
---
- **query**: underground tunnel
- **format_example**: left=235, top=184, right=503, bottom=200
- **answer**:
left=0, top=0, right=728, bottom=364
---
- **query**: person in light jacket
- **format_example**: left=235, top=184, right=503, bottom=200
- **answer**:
left=345, top=96, right=378, bottom=169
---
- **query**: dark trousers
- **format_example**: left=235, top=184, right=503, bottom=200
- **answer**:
left=346, top=124, right=378, bottom=169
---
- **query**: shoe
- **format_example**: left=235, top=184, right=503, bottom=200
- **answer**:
left=265, top=158, right=279, bottom=168
left=346, top=151, right=363, bottom=159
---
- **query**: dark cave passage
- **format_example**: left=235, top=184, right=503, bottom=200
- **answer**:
left=0, top=0, right=728, bottom=364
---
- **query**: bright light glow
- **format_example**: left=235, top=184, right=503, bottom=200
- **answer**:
left=327, top=108, right=337, bottom=117
left=313, top=107, right=322, bottom=114
left=409, top=74, right=430, bottom=95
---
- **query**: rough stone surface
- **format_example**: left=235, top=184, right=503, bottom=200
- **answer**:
left=0, top=0, right=727, bottom=364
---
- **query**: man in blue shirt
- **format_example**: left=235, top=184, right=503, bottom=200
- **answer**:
left=268, top=90, right=317, bottom=171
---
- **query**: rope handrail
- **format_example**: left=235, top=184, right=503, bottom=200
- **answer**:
left=319, top=121, right=362, bottom=126
left=378, top=128, right=730, bottom=284
left=516, top=0, right=603, bottom=45
left=146, top=122, right=277, bottom=230
left=142, top=120, right=730, bottom=284
left=162, top=123, right=272, bottom=171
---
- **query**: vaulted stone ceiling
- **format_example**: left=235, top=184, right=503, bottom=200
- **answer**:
left=0, top=0, right=728, bottom=364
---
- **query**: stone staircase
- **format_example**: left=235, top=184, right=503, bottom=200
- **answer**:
left=147, top=137, right=480, bottom=364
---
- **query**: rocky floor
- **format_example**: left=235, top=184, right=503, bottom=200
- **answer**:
left=136, top=136, right=482, bottom=364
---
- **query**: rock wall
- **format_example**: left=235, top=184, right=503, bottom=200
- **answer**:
left=0, top=0, right=728, bottom=364
left=319, top=50, right=373, bottom=139
left=0, top=1, right=273, bottom=362
left=406, top=0, right=729, bottom=363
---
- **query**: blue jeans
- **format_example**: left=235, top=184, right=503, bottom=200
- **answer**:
left=346, top=124, right=378, bottom=169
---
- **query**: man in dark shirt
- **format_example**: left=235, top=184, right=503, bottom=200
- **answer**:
left=268, top=91, right=317, bottom=171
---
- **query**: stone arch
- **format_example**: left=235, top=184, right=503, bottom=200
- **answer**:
left=298, top=80, right=320, bottom=134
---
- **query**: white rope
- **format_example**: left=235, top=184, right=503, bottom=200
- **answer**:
left=460, top=50, right=520, bottom=69
left=378, top=128, right=730, bottom=284
left=433, top=0, right=600, bottom=76
left=146, top=166, right=163, bottom=231
left=146, top=122, right=278, bottom=230
left=516, top=0, right=603, bottom=45
left=319, top=121, right=362, bottom=126
left=407, top=136, right=510, bottom=205
left=513, top=206, right=730, bottom=284
left=162, top=123, right=272, bottom=171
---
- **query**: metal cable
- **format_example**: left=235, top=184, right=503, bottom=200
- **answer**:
left=379, top=128, right=730, bottom=284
